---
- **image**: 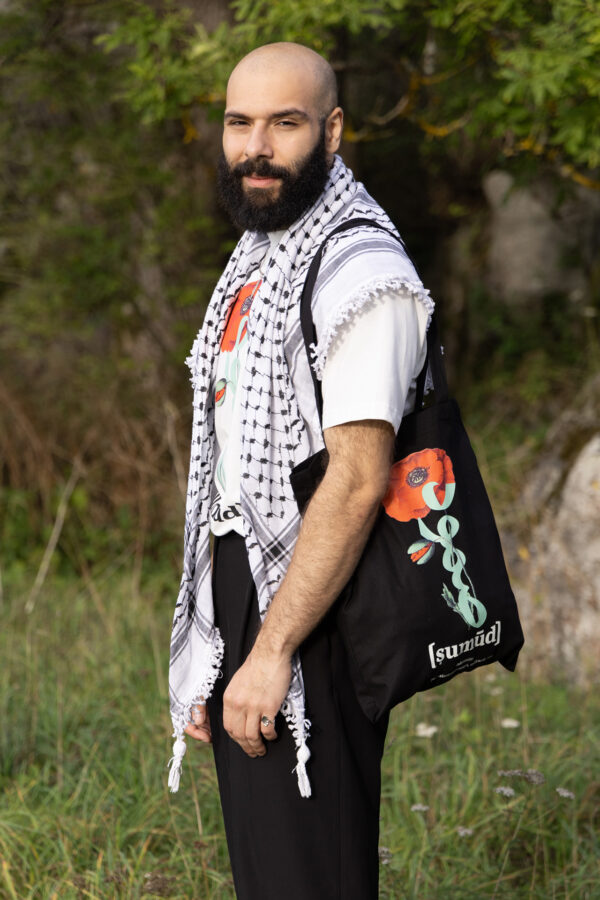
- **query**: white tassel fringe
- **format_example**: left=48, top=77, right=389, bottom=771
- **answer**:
left=293, top=740, right=312, bottom=798
left=167, top=734, right=187, bottom=793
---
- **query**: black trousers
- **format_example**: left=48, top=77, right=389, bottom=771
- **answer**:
left=207, top=532, right=389, bottom=900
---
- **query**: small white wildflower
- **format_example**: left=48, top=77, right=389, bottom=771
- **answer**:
left=500, top=718, right=520, bottom=729
left=488, top=686, right=504, bottom=696
left=556, top=787, right=575, bottom=800
left=484, top=672, right=497, bottom=682
left=456, top=826, right=473, bottom=837
left=494, top=786, right=516, bottom=798
left=497, top=768, right=545, bottom=784
left=524, top=769, right=545, bottom=785
left=410, top=803, right=430, bottom=812
left=415, top=722, right=438, bottom=738
left=378, top=846, right=392, bottom=865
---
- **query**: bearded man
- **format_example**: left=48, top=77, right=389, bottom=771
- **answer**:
left=168, top=42, right=433, bottom=900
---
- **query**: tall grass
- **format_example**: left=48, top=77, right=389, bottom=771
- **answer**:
left=0, top=565, right=598, bottom=899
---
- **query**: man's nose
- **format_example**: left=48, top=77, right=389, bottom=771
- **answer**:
left=244, top=123, right=273, bottom=160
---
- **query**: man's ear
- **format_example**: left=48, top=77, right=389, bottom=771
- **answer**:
left=325, top=107, right=344, bottom=156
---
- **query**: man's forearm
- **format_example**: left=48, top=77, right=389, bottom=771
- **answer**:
left=253, top=423, right=393, bottom=661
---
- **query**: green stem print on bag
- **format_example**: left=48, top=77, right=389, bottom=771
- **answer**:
left=383, top=448, right=487, bottom=629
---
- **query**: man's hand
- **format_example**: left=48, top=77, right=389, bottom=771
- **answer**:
left=222, top=648, right=292, bottom=757
left=184, top=700, right=212, bottom=743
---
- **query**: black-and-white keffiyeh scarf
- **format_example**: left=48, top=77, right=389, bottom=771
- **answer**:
left=168, top=155, right=434, bottom=796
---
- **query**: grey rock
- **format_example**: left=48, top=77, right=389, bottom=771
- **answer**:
left=511, top=379, right=600, bottom=683
left=482, top=171, right=598, bottom=308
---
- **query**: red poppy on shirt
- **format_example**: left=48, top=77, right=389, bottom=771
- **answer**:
left=220, top=280, right=261, bottom=352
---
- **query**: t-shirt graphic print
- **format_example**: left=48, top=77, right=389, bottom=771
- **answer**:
left=210, top=277, right=261, bottom=536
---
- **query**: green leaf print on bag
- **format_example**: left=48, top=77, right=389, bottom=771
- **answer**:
left=383, top=448, right=487, bottom=629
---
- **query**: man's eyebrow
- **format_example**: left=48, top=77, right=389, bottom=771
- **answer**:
left=269, top=109, right=309, bottom=121
left=224, top=108, right=310, bottom=122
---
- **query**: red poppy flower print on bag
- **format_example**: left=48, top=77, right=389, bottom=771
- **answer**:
left=382, top=447, right=487, bottom=629
left=383, top=448, right=455, bottom=522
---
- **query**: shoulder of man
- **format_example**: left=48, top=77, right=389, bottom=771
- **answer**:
left=309, top=219, right=417, bottom=310
left=314, top=221, right=407, bottom=286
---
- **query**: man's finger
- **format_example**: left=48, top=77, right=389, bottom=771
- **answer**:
left=244, top=714, right=266, bottom=757
left=223, top=709, right=262, bottom=757
left=259, top=713, right=278, bottom=741
left=184, top=722, right=212, bottom=743
left=186, top=699, right=211, bottom=743
left=190, top=700, right=207, bottom=726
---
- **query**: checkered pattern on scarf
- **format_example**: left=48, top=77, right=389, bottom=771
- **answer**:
left=168, top=156, right=434, bottom=795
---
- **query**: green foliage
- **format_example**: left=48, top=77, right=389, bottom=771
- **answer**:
left=0, top=0, right=232, bottom=555
left=492, top=0, right=600, bottom=168
left=97, top=0, right=600, bottom=173
left=1, top=567, right=598, bottom=898
left=1, top=0, right=598, bottom=568
left=453, top=279, right=598, bottom=519
left=96, top=2, right=203, bottom=123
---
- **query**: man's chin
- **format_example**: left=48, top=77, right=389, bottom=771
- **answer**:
left=243, top=185, right=281, bottom=207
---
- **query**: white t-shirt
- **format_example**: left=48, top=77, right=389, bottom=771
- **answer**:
left=209, top=236, right=429, bottom=536
left=210, top=275, right=260, bottom=536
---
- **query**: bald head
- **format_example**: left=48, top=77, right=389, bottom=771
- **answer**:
left=228, top=43, right=338, bottom=118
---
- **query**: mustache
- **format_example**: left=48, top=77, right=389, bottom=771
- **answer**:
left=231, top=158, right=291, bottom=179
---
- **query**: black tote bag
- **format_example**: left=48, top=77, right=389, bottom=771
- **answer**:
left=290, top=218, right=524, bottom=723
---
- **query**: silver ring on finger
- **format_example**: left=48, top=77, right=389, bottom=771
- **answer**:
left=191, top=704, right=204, bottom=722
left=260, top=715, right=274, bottom=728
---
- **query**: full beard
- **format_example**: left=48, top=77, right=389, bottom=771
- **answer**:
left=216, top=127, right=330, bottom=233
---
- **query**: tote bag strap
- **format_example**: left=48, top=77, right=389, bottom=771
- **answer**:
left=299, top=217, right=448, bottom=427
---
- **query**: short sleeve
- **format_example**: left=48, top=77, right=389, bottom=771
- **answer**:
left=321, top=287, right=429, bottom=432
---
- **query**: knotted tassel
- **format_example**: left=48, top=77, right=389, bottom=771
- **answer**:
left=168, top=734, right=187, bottom=792
left=293, top=740, right=312, bottom=798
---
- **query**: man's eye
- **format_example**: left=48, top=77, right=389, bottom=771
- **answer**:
left=276, top=120, right=297, bottom=127
left=227, top=120, right=248, bottom=127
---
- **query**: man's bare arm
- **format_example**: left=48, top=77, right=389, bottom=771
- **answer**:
left=222, top=418, right=394, bottom=756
